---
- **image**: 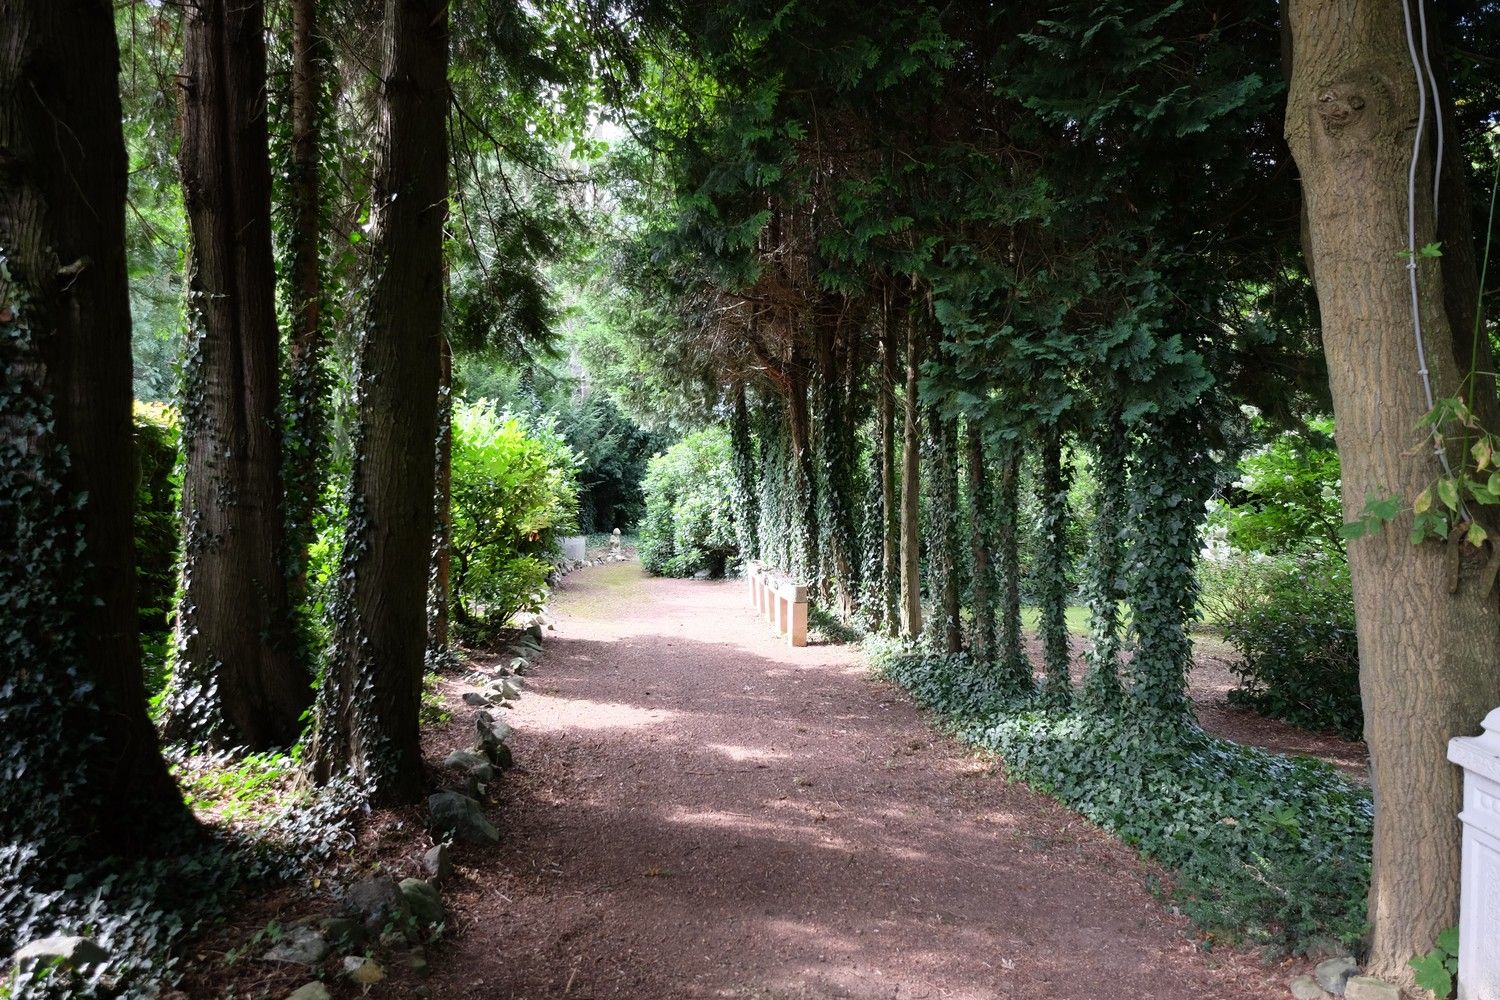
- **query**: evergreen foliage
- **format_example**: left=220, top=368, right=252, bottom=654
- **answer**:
left=640, top=427, right=741, bottom=578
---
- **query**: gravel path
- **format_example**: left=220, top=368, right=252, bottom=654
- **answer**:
left=428, top=562, right=1291, bottom=999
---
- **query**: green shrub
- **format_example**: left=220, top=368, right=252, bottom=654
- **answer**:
left=450, top=401, right=580, bottom=643
left=133, top=402, right=180, bottom=699
left=1202, top=553, right=1362, bottom=739
left=870, top=641, right=1372, bottom=953
left=1211, top=417, right=1343, bottom=557
left=639, top=428, right=739, bottom=577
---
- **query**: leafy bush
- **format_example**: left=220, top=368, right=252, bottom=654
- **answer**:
left=1200, top=417, right=1360, bottom=736
left=1211, top=418, right=1343, bottom=557
left=870, top=641, right=1372, bottom=954
left=134, top=402, right=180, bottom=700
left=639, top=428, right=739, bottom=577
left=1202, top=553, right=1362, bottom=738
left=450, top=401, right=580, bottom=643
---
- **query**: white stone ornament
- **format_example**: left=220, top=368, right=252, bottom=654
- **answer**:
left=1449, top=706, right=1500, bottom=1000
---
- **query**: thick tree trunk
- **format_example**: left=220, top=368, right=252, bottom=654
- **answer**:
left=0, top=0, right=193, bottom=854
left=899, top=302, right=923, bottom=639
left=1284, top=1, right=1500, bottom=977
left=167, top=0, right=309, bottom=749
left=965, top=422, right=994, bottom=660
left=1036, top=429, right=1072, bottom=707
left=994, top=443, right=1029, bottom=689
left=284, top=0, right=328, bottom=586
left=879, top=289, right=900, bottom=635
left=311, top=0, right=449, bottom=804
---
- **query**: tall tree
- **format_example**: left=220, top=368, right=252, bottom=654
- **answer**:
left=1035, top=429, right=1073, bottom=707
left=899, top=300, right=923, bottom=638
left=283, top=0, right=331, bottom=591
left=964, top=422, right=994, bottom=661
left=311, top=0, right=450, bottom=803
left=0, top=0, right=192, bottom=857
left=878, top=289, right=900, bottom=634
left=1284, top=0, right=1500, bottom=978
left=164, top=0, right=310, bottom=749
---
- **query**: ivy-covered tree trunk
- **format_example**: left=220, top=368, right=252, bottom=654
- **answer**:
left=786, top=355, right=819, bottom=584
left=757, top=401, right=791, bottom=570
left=282, top=0, right=330, bottom=596
left=1124, top=415, right=1209, bottom=721
left=994, top=442, right=1029, bottom=689
left=1284, top=1, right=1500, bottom=976
left=899, top=301, right=923, bottom=639
left=429, top=335, right=453, bottom=655
left=166, top=0, right=309, bottom=749
left=1036, top=429, right=1072, bottom=707
left=965, top=421, right=995, bottom=660
left=879, top=290, right=900, bottom=634
left=1081, top=417, right=1126, bottom=706
left=730, top=381, right=760, bottom=561
left=813, top=320, right=859, bottom=615
left=926, top=409, right=962, bottom=654
left=0, top=0, right=194, bottom=857
left=311, top=0, right=449, bottom=804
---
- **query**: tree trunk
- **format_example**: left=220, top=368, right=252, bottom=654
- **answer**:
left=965, top=421, right=994, bottom=660
left=283, top=0, right=328, bottom=590
left=1082, top=416, right=1125, bottom=706
left=430, top=334, right=453, bottom=655
left=994, top=443, right=1029, bottom=689
left=1036, top=429, right=1072, bottom=707
left=1124, top=415, right=1206, bottom=720
left=879, top=288, right=900, bottom=635
left=786, top=354, right=819, bottom=584
left=927, top=408, right=963, bottom=654
left=311, top=0, right=449, bottom=804
left=730, top=381, right=760, bottom=561
left=167, top=0, right=309, bottom=750
left=0, top=0, right=193, bottom=855
left=1284, top=1, right=1500, bottom=977
left=899, top=300, right=923, bottom=639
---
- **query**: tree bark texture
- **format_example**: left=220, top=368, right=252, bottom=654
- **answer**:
left=168, top=0, right=309, bottom=749
left=311, top=0, right=449, bottom=804
left=0, top=0, right=192, bottom=852
left=899, top=302, right=923, bottom=639
left=1284, top=0, right=1500, bottom=976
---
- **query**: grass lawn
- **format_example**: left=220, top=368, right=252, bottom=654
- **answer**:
left=1020, top=604, right=1092, bottom=636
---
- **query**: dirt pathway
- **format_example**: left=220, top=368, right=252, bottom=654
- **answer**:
left=428, top=563, right=1290, bottom=999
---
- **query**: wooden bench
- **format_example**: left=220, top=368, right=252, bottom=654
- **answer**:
left=744, top=560, right=808, bottom=647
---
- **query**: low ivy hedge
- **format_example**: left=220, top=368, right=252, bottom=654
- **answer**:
left=869, top=640, right=1372, bottom=954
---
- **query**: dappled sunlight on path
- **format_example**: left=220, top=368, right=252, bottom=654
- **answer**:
left=428, top=562, right=1289, bottom=1000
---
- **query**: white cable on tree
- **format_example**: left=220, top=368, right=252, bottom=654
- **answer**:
left=1401, top=0, right=1463, bottom=509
